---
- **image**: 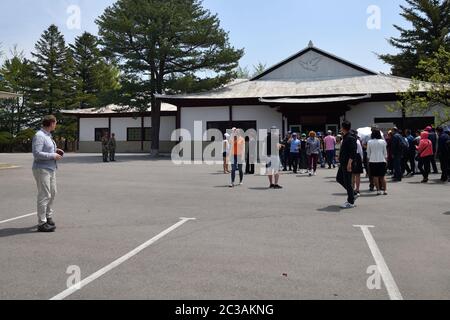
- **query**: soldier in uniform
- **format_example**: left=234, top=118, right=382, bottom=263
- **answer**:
left=109, top=133, right=117, bottom=162
left=101, top=132, right=110, bottom=162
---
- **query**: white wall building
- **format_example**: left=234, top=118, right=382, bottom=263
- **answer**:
left=63, top=104, right=177, bottom=153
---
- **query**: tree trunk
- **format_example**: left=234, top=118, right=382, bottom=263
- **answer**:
left=149, top=69, right=164, bottom=157
left=150, top=95, right=161, bottom=157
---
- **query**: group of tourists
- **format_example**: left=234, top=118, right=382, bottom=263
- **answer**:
left=279, top=131, right=343, bottom=175
left=384, top=126, right=450, bottom=184
left=222, top=121, right=450, bottom=209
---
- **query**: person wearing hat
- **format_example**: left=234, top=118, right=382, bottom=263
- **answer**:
left=222, top=133, right=231, bottom=174
left=324, top=130, right=337, bottom=169
left=417, top=130, right=434, bottom=183
left=425, top=126, right=439, bottom=174
left=436, top=126, right=449, bottom=182
left=306, top=131, right=321, bottom=176
left=289, top=132, right=301, bottom=174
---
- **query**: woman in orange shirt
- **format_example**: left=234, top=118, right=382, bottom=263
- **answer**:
left=229, top=129, right=245, bottom=188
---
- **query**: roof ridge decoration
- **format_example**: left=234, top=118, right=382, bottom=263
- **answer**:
left=250, top=42, right=378, bottom=81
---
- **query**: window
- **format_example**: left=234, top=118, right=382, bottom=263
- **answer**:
left=289, top=125, right=302, bottom=134
left=95, top=128, right=109, bottom=142
left=127, top=127, right=152, bottom=141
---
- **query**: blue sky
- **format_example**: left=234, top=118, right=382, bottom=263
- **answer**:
left=0, top=0, right=409, bottom=73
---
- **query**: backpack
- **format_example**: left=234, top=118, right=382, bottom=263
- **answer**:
left=400, top=136, right=409, bottom=155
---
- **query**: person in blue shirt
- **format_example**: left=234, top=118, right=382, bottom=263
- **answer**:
left=405, top=130, right=417, bottom=176
left=32, top=115, right=64, bottom=232
left=289, top=133, right=301, bottom=174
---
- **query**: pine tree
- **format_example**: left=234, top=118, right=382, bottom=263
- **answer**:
left=30, top=25, right=76, bottom=118
left=70, top=32, right=120, bottom=109
left=97, top=0, right=244, bottom=155
left=0, top=48, right=34, bottom=136
left=379, top=0, right=450, bottom=78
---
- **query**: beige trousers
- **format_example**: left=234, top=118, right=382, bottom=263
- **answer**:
left=32, top=169, right=57, bottom=226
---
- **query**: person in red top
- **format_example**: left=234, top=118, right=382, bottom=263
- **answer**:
left=417, top=131, right=434, bottom=183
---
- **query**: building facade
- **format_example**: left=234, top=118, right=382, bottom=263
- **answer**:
left=158, top=42, right=435, bottom=140
left=63, top=104, right=178, bottom=153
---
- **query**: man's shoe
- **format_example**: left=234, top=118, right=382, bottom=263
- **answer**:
left=340, top=202, right=356, bottom=209
left=274, top=185, right=283, bottom=189
left=38, top=223, right=56, bottom=233
left=46, top=218, right=55, bottom=227
left=269, top=184, right=275, bottom=189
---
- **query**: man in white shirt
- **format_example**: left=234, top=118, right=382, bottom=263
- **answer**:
left=32, top=115, right=64, bottom=232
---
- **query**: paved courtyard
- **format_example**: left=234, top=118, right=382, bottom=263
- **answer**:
left=0, top=153, right=449, bottom=300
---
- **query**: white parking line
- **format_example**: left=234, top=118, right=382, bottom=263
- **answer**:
left=354, top=225, right=403, bottom=300
left=50, top=217, right=196, bottom=300
left=0, top=212, right=36, bottom=225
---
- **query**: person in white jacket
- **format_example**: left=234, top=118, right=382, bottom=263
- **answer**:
left=367, top=129, right=388, bottom=195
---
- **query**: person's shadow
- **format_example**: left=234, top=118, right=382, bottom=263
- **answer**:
left=317, top=206, right=342, bottom=213
left=0, top=226, right=37, bottom=238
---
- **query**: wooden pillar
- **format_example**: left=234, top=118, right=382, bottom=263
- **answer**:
left=141, top=116, right=145, bottom=152
left=176, top=106, right=181, bottom=130
left=76, top=117, right=80, bottom=151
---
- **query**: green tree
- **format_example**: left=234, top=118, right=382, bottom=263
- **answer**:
left=97, top=0, right=244, bottom=155
left=30, top=25, right=76, bottom=119
left=0, top=47, right=34, bottom=136
left=235, top=63, right=267, bottom=79
left=379, top=0, right=450, bottom=78
left=235, top=66, right=250, bottom=79
left=252, top=62, right=267, bottom=78
left=394, top=46, right=450, bottom=126
left=70, top=32, right=120, bottom=109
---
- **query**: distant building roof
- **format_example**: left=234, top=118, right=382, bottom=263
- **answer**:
left=157, top=75, right=429, bottom=101
left=0, top=91, right=22, bottom=99
left=61, top=103, right=177, bottom=116
left=156, top=42, right=432, bottom=105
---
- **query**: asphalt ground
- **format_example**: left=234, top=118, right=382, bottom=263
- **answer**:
left=0, top=153, right=449, bottom=300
